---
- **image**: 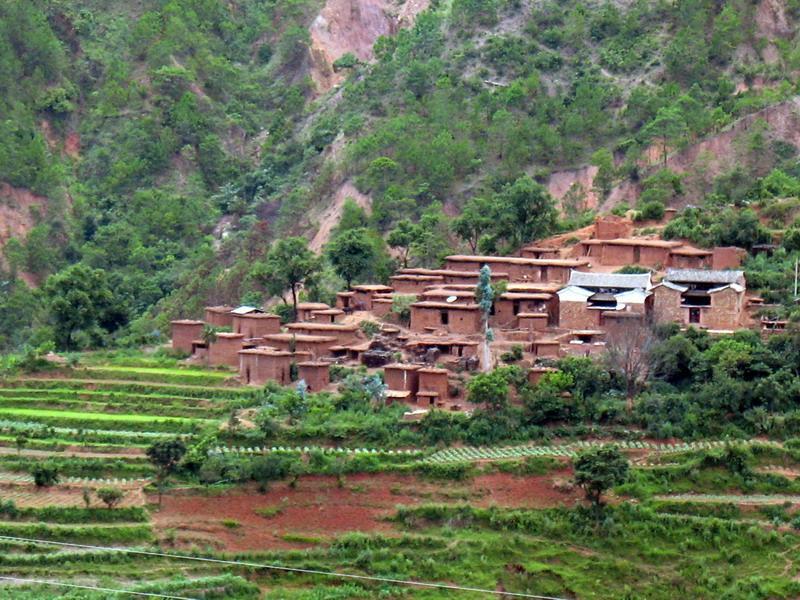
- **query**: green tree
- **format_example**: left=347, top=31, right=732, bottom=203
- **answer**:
left=467, top=369, right=509, bottom=411
left=327, top=228, right=376, bottom=289
left=491, top=176, right=557, bottom=251
left=591, top=148, right=615, bottom=200
left=251, top=237, right=320, bottom=320
left=387, top=219, right=416, bottom=268
left=146, top=439, right=186, bottom=507
left=643, top=107, right=689, bottom=167
left=453, top=196, right=493, bottom=253
left=43, top=264, right=128, bottom=350
left=475, top=265, right=495, bottom=372
left=573, top=446, right=629, bottom=507
left=410, top=202, right=452, bottom=267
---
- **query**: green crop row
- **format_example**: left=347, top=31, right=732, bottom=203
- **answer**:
left=5, top=378, right=256, bottom=401
left=78, top=366, right=234, bottom=386
left=0, top=503, right=148, bottom=524
left=0, top=396, right=221, bottom=419
left=0, top=408, right=211, bottom=434
left=0, top=521, right=152, bottom=543
left=0, top=387, right=220, bottom=407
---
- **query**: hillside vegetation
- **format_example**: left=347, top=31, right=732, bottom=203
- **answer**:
left=3, top=0, right=800, bottom=350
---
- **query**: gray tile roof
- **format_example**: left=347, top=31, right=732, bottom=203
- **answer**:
left=665, top=269, right=745, bottom=285
left=567, top=270, right=652, bottom=290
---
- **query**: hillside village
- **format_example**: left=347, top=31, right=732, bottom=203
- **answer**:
left=172, top=213, right=782, bottom=413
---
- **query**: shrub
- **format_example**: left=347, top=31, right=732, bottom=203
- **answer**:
left=96, top=487, right=125, bottom=509
left=32, top=464, right=59, bottom=487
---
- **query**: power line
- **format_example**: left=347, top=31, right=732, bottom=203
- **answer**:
left=0, top=575, right=198, bottom=599
left=0, top=535, right=568, bottom=599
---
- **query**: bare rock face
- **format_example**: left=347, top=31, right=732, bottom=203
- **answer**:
left=309, top=0, right=430, bottom=93
left=756, top=0, right=793, bottom=39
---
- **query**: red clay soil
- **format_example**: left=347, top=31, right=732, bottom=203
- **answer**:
left=152, top=470, right=579, bottom=552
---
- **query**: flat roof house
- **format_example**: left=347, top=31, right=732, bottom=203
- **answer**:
left=557, top=271, right=653, bottom=330
left=409, top=301, right=482, bottom=334
left=653, top=269, right=746, bottom=331
left=444, top=255, right=591, bottom=283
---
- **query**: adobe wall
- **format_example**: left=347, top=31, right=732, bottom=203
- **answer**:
left=417, top=369, right=449, bottom=401
left=595, top=215, right=633, bottom=239
left=298, top=362, right=330, bottom=392
left=518, top=314, right=548, bottom=331
left=372, top=298, right=394, bottom=318
left=171, top=321, right=204, bottom=353
left=492, top=298, right=551, bottom=327
left=240, top=352, right=292, bottom=386
left=208, top=334, right=244, bottom=367
left=205, top=308, right=234, bottom=328
left=384, top=364, right=420, bottom=394
left=232, top=314, right=281, bottom=339
left=638, top=246, right=670, bottom=268
left=533, top=341, right=560, bottom=358
left=670, top=254, right=711, bottom=269
left=600, top=244, right=635, bottom=265
left=538, top=265, right=576, bottom=284
left=558, top=301, right=601, bottom=330
left=712, top=247, right=745, bottom=270
left=390, top=276, right=443, bottom=294
left=450, top=309, right=481, bottom=334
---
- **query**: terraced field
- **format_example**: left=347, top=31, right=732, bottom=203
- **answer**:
left=0, top=363, right=266, bottom=597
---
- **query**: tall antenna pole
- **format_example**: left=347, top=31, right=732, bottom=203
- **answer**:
left=795, top=258, right=798, bottom=299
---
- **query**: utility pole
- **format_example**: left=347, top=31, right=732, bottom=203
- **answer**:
left=795, top=258, right=799, bottom=299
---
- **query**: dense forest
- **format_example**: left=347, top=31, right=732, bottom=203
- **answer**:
left=2, top=0, right=800, bottom=352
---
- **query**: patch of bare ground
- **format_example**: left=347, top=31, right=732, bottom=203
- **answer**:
left=152, top=470, right=580, bottom=552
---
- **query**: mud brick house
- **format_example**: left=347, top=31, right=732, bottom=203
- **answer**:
left=668, top=247, right=713, bottom=269
left=419, top=288, right=477, bottom=304
left=336, top=285, right=394, bottom=311
left=207, top=332, right=249, bottom=367
left=652, top=269, right=746, bottom=330
left=170, top=320, right=204, bottom=353
left=445, top=255, right=591, bottom=283
left=389, top=273, right=446, bottom=294
left=394, top=268, right=510, bottom=286
left=204, top=305, right=235, bottom=328
left=416, top=367, right=449, bottom=406
left=577, top=238, right=683, bottom=268
left=231, top=312, right=281, bottom=339
left=297, top=361, right=330, bottom=392
left=410, top=301, right=482, bottom=334
left=295, top=302, right=331, bottom=321
left=532, top=339, right=561, bottom=358
left=285, top=322, right=360, bottom=345
left=492, top=292, right=557, bottom=328
left=520, top=246, right=561, bottom=259
left=310, top=308, right=344, bottom=323
left=383, top=363, right=421, bottom=402
left=261, top=333, right=338, bottom=357
left=517, top=312, right=549, bottom=331
left=557, top=271, right=653, bottom=330
left=711, top=247, right=747, bottom=270
left=407, top=337, right=480, bottom=361
left=239, top=349, right=296, bottom=386
left=594, top=214, right=634, bottom=239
